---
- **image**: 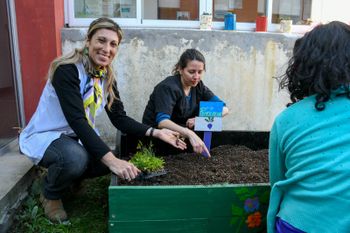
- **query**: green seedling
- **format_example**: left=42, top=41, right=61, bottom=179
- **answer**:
left=129, top=141, right=165, bottom=173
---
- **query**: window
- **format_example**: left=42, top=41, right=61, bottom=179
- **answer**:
left=67, top=0, right=203, bottom=28
left=144, top=0, right=199, bottom=20
left=67, top=0, right=321, bottom=32
left=74, top=0, right=136, bottom=18
left=271, top=0, right=312, bottom=24
left=213, top=0, right=266, bottom=23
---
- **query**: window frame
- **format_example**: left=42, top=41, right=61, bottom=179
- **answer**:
left=65, top=0, right=311, bottom=33
left=66, top=0, right=142, bottom=27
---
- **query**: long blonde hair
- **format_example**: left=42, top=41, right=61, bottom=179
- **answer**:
left=48, top=17, right=123, bottom=110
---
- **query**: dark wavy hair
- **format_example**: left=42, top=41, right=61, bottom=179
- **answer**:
left=172, top=49, right=206, bottom=75
left=279, top=21, right=350, bottom=110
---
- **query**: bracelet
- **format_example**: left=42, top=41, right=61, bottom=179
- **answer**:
left=150, top=127, right=155, bottom=137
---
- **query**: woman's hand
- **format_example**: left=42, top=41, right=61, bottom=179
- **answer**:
left=186, top=118, right=195, bottom=129
left=101, top=152, right=140, bottom=180
left=157, top=119, right=210, bottom=156
left=153, top=128, right=187, bottom=150
left=222, top=106, right=229, bottom=117
left=186, top=129, right=211, bottom=157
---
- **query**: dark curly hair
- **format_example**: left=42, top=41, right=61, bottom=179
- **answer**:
left=279, top=21, right=350, bottom=110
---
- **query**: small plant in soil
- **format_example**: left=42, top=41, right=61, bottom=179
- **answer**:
left=129, top=141, right=165, bottom=178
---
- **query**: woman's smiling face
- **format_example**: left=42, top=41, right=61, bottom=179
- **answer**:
left=86, top=28, right=119, bottom=67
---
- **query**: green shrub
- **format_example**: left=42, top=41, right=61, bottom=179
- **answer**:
left=129, top=141, right=165, bottom=173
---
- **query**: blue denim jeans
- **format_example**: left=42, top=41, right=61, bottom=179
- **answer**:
left=39, top=134, right=110, bottom=200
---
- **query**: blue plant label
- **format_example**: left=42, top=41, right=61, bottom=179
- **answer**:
left=199, top=101, right=224, bottom=117
left=194, top=117, right=222, bottom=131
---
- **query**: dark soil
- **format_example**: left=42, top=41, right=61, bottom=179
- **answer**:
left=119, top=144, right=269, bottom=186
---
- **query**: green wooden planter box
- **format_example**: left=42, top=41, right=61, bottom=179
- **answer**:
left=109, top=175, right=270, bottom=233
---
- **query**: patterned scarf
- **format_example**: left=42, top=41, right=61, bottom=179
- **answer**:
left=83, top=66, right=107, bottom=128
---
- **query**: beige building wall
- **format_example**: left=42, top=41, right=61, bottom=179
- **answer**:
left=311, top=0, right=350, bottom=23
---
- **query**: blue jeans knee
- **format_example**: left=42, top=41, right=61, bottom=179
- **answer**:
left=40, top=134, right=89, bottom=199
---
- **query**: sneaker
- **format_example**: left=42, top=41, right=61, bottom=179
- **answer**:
left=40, top=194, right=68, bottom=223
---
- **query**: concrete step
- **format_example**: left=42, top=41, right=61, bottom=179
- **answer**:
left=0, top=139, right=35, bottom=233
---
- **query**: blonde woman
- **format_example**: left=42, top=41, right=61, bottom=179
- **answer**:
left=19, top=17, right=186, bottom=223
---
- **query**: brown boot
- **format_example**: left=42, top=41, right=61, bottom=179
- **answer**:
left=40, top=194, right=68, bottom=223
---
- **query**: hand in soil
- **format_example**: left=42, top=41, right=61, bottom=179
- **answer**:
left=102, top=152, right=140, bottom=180
left=187, top=130, right=211, bottom=157
left=154, top=128, right=187, bottom=150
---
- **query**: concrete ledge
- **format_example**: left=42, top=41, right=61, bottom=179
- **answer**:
left=0, top=140, right=35, bottom=233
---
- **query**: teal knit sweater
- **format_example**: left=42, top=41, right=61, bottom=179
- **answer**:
left=268, top=90, right=350, bottom=233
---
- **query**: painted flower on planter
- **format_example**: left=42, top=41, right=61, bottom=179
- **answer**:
left=246, top=211, right=262, bottom=228
left=230, top=187, right=270, bottom=231
left=244, top=197, right=260, bottom=213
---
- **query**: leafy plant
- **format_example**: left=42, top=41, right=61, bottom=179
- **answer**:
left=129, top=141, right=165, bottom=173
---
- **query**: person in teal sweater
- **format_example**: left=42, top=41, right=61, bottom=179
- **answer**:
left=267, top=21, right=350, bottom=233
